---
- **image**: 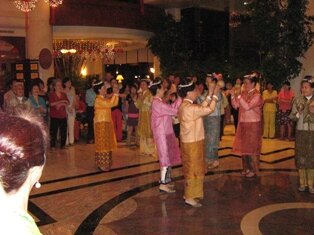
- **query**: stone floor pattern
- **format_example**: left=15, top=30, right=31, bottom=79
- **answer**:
left=30, top=126, right=313, bottom=235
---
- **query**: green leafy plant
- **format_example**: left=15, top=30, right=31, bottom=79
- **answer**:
left=147, top=14, right=192, bottom=77
left=248, top=0, right=314, bottom=86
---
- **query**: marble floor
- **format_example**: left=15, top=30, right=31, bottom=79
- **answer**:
left=30, top=125, right=313, bottom=235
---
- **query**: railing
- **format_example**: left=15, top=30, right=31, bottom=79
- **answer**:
left=53, top=0, right=163, bottom=31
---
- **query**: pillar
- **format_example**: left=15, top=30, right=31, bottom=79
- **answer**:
left=291, top=1, right=314, bottom=95
left=165, top=8, right=181, bottom=22
left=153, top=56, right=161, bottom=77
left=27, top=0, right=54, bottom=84
left=85, top=59, right=103, bottom=78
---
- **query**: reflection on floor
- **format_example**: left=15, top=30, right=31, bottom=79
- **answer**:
left=29, top=125, right=313, bottom=235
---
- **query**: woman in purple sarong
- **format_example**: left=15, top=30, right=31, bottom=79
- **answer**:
left=150, top=78, right=182, bottom=193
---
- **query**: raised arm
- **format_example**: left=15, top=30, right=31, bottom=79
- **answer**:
left=239, top=94, right=263, bottom=111
left=95, top=94, right=119, bottom=109
left=152, top=98, right=182, bottom=117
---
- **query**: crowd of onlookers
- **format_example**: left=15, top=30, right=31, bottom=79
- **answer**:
left=0, top=72, right=301, bottom=151
left=0, top=72, right=313, bottom=215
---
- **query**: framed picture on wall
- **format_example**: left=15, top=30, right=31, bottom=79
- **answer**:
left=15, top=64, right=23, bottom=71
left=30, top=63, right=38, bottom=71
left=16, top=73, right=24, bottom=79
left=31, top=72, right=39, bottom=79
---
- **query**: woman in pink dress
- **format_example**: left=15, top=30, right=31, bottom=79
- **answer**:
left=231, top=74, right=263, bottom=178
left=150, top=78, right=182, bottom=193
left=278, top=81, right=295, bottom=140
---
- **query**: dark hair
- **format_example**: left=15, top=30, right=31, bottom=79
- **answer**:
left=47, top=77, right=56, bottom=93
left=110, top=78, right=117, bottom=84
left=301, top=78, right=314, bottom=88
left=31, top=83, right=39, bottom=91
left=93, top=82, right=104, bottom=94
left=62, top=77, right=71, bottom=86
left=177, top=78, right=195, bottom=98
left=244, top=75, right=258, bottom=86
left=89, top=77, right=98, bottom=88
left=139, top=79, right=150, bottom=86
left=106, top=87, right=113, bottom=95
left=0, top=112, right=47, bottom=193
left=162, top=77, right=172, bottom=90
left=149, top=78, right=162, bottom=96
left=283, top=81, right=291, bottom=87
left=266, top=81, right=273, bottom=86
left=129, top=84, right=138, bottom=90
left=38, top=78, right=44, bottom=86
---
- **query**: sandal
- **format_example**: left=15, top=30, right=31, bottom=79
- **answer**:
left=245, top=171, right=256, bottom=178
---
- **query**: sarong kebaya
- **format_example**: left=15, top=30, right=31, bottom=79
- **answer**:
left=177, top=79, right=220, bottom=207
left=150, top=78, right=182, bottom=193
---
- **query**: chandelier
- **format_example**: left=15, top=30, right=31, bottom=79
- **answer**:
left=229, top=11, right=241, bottom=28
left=44, top=0, right=63, bottom=7
left=14, top=0, right=63, bottom=12
left=14, top=0, right=38, bottom=12
left=53, top=40, right=124, bottom=62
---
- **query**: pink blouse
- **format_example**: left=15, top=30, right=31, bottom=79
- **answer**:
left=232, top=88, right=263, bottom=123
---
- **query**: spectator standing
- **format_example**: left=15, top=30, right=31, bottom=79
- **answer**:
left=4, top=82, right=33, bottom=115
left=278, top=81, right=295, bottom=140
left=85, top=77, right=97, bottom=144
left=29, top=84, right=47, bottom=119
left=63, top=78, right=76, bottom=146
left=125, top=84, right=139, bottom=146
left=111, top=78, right=123, bottom=142
left=262, top=82, right=277, bottom=138
left=49, top=79, right=69, bottom=149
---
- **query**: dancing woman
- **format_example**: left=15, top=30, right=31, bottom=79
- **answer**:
left=231, top=74, right=263, bottom=178
left=178, top=79, right=219, bottom=207
left=150, top=78, right=182, bottom=193
left=94, top=81, right=119, bottom=171
left=135, top=79, right=155, bottom=156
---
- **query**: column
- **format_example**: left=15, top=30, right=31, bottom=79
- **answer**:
left=153, top=56, right=161, bottom=78
left=86, top=59, right=103, bottom=78
left=27, top=0, right=54, bottom=84
left=291, top=1, right=314, bottom=95
left=165, top=8, right=181, bottom=22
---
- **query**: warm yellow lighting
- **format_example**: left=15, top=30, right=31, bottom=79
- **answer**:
left=60, top=49, right=68, bottom=54
left=81, top=67, right=87, bottom=77
left=146, top=75, right=150, bottom=79
left=150, top=67, right=155, bottom=74
left=69, top=49, right=77, bottom=54
left=60, top=49, right=77, bottom=54
left=116, top=75, right=124, bottom=83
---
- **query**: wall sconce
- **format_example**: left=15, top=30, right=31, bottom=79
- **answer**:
left=60, top=49, right=77, bottom=54
left=116, top=74, right=124, bottom=83
left=81, top=67, right=87, bottom=77
left=150, top=67, right=155, bottom=74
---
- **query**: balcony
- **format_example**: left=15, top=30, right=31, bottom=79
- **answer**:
left=53, top=0, right=163, bottom=32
